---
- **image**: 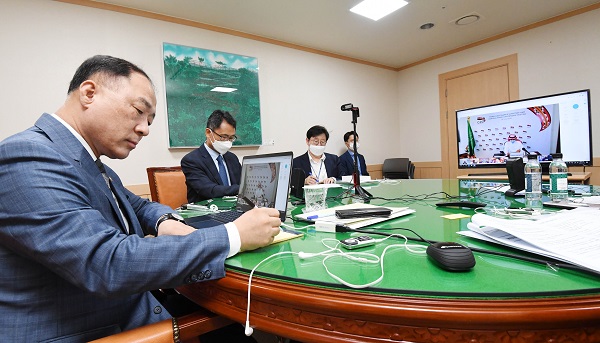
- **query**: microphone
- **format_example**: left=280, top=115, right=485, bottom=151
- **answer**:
left=341, top=103, right=353, bottom=111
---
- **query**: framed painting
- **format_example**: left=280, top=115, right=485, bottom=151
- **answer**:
left=162, top=42, right=262, bottom=147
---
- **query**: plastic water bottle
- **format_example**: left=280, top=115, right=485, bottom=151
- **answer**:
left=524, top=154, right=542, bottom=209
left=549, top=153, right=568, bottom=202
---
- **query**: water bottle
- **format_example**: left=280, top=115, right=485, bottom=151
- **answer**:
left=524, top=154, right=542, bottom=208
left=549, top=153, right=568, bottom=202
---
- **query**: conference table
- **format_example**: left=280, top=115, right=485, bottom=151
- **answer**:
left=457, top=171, right=592, bottom=184
left=177, top=179, right=600, bottom=343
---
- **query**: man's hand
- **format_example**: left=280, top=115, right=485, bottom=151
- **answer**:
left=157, top=220, right=196, bottom=236
left=234, top=207, right=282, bottom=251
left=321, top=177, right=336, bottom=184
left=305, top=175, right=318, bottom=185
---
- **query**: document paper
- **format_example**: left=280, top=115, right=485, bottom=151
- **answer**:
left=461, top=208, right=600, bottom=272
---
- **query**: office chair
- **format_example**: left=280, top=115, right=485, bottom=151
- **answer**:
left=382, top=158, right=415, bottom=179
left=146, top=167, right=188, bottom=209
left=88, top=308, right=234, bottom=343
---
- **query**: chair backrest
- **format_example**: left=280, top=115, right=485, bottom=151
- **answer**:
left=146, top=167, right=187, bottom=209
left=382, top=158, right=414, bottom=179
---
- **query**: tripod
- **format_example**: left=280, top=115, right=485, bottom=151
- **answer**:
left=347, top=105, right=372, bottom=201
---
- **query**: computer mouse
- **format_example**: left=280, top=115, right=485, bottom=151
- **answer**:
left=426, top=242, right=476, bottom=272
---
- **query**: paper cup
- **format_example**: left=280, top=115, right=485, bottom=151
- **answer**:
left=303, top=185, right=328, bottom=212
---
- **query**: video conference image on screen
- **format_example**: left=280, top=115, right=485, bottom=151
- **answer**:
left=239, top=162, right=280, bottom=208
left=456, top=89, right=592, bottom=169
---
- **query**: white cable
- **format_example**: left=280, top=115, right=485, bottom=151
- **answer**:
left=281, top=222, right=314, bottom=231
left=483, top=206, right=550, bottom=219
left=243, top=235, right=428, bottom=334
left=244, top=251, right=295, bottom=336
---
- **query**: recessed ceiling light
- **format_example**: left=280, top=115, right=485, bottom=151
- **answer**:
left=420, top=22, right=435, bottom=30
left=350, top=0, right=409, bottom=21
left=451, top=12, right=483, bottom=26
left=210, top=87, right=237, bottom=93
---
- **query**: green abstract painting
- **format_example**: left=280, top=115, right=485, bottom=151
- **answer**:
left=162, top=43, right=262, bottom=147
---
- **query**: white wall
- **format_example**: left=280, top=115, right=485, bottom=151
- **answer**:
left=397, top=7, right=600, bottom=162
left=3, top=1, right=599, bottom=185
left=0, top=0, right=399, bottom=185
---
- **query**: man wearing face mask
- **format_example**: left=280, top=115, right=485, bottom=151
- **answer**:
left=339, top=131, right=369, bottom=177
left=181, top=110, right=242, bottom=202
left=293, top=125, right=340, bottom=185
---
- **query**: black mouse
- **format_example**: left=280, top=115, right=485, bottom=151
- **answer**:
left=426, top=242, right=475, bottom=272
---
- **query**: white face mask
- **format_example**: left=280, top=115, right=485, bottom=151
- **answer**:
left=309, top=144, right=326, bottom=156
left=211, top=133, right=233, bottom=155
left=347, top=142, right=360, bottom=151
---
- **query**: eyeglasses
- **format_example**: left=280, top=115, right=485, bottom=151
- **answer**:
left=309, top=139, right=327, bottom=146
left=211, top=130, right=237, bottom=142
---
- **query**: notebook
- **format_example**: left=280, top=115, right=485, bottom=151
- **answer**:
left=186, top=151, right=294, bottom=229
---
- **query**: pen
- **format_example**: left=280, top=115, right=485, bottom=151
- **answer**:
left=307, top=213, right=335, bottom=220
left=309, top=172, right=319, bottom=183
left=242, top=196, right=257, bottom=208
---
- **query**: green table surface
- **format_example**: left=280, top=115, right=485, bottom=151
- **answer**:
left=181, top=179, right=600, bottom=299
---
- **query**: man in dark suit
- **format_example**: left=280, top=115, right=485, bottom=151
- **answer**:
left=0, top=55, right=281, bottom=342
left=293, top=125, right=340, bottom=184
left=181, top=110, right=242, bottom=203
left=339, top=131, right=369, bottom=177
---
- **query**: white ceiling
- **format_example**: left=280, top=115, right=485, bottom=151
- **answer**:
left=91, top=0, right=600, bottom=69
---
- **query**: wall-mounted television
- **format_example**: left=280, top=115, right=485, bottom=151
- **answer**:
left=456, top=89, right=592, bottom=170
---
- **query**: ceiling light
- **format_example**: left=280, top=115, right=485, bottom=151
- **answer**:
left=350, top=0, right=409, bottom=21
left=210, top=87, right=237, bottom=93
left=420, top=22, right=435, bottom=30
left=451, top=12, right=482, bottom=26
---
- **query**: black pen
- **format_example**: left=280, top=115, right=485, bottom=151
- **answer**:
left=242, top=196, right=257, bottom=208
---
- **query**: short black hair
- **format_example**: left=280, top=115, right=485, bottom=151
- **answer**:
left=67, top=55, right=151, bottom=94
left=306, top=125, right=329, bottom=141
left=344, top=131, right=358, bottom=142
left=206, top=110, right=237, bottom=130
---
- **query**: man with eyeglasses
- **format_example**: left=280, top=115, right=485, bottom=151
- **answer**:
left=182, top=110, right=242, bottom=202
left=293, top=125, right=340, bottom=184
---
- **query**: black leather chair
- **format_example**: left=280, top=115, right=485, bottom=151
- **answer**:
left=382, top=158, right=415, bottom=179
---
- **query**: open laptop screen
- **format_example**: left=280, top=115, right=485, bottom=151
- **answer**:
left=236, top=152, right=293, bottom=220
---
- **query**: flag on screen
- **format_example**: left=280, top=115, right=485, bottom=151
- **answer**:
left=467, top=117, right=475, bottom=157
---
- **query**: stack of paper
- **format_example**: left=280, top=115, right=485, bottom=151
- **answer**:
left=296, top=203, right=415, bottom=230
left=459, top=207, right=600, bottom=273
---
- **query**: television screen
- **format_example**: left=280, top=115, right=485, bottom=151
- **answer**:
left=456, top=89, right=592, bottom=169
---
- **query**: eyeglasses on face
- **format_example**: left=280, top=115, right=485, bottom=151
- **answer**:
left=211, top=129, right=237, bottom=142
left=309, top=139, right=327, bottom=146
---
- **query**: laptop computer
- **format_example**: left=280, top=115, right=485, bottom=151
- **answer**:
left=186, top=151, right=294, bottom=229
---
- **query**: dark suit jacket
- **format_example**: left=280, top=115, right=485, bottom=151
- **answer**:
left=0, top=114, right=230, bottom=342
left=181, top=144, right=242, bottom=202
left=339, top=150, right=369, bottom=176
left=293, top=151, right=340, bottom=181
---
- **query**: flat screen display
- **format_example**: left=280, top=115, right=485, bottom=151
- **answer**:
left=456, top=89, right=592, bottom=169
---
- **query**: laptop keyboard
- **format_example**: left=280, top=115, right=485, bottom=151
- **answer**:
left=208, top=210, right=244, bottom=223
